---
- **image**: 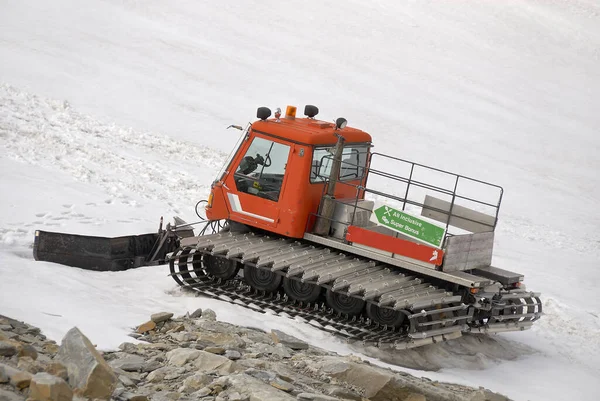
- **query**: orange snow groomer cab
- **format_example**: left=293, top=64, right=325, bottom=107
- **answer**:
left=206, top=105, right=372, bottom=238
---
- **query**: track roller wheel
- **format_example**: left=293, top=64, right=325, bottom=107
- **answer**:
left=366, top=304, right=406, bottom=328
left=283, top=278, right=321, bottom=303
left=243, top=265, right=282, bottom=292
left=326, top=289, right=365, bottom=317
left=203, top=254, right=240, bottom=280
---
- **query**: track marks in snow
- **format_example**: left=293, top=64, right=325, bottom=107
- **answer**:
left=0, top=84, right=228, bottom=210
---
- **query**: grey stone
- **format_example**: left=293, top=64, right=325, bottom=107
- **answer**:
left=191, top=351, right=238, bottom=374
left=119, top=374, right=136, bottom=387
left=169, top=332, right=197, bottom=342
left=0, top=388, right=25, bottom=401
left=225, top=350, right=242, bottom=360
left=0, top=362, right=33, bottom=389
left=297, top=394, right=338, bottom=401
left=56, top=327, right=117, bottom=400
left=0, top=340, right=17, bottom=357
left=150, top=313, right=174, bottom=324
left=201, top=309, right=217, bottom=321
left=191, top=387, right=212, bottom=398
left=180, top=373, right=212, bottom=393
left=18, top=343, right=38, bottom=360
left=0, top=365, right=9, bottom=383
left=145, top=367, right=172, bottom=383
left=121, top=392, right=150, bottom=401
left=273, top=344, right=292, bottom=359
left=269, top=377, right=294, bottom=392
left=29, top=372, right=73, bottom=401
left=17, top=355, right=45, bottom=374
left=142, top=360, right=162, bottom=373
left=0, top=329, right=18, bottom=340
left=165, top=348, right=201, bottom=367
left=323, top=385, right=362, bottom=401
left=204, top=347, right=225, bottom=355
left=245, top=368, right=276, bottom=382
left=190, top=308, right=203, bottom=319
left=270, top=330, right=308, bottom=350
left=110, top=354, right=146, bottom=372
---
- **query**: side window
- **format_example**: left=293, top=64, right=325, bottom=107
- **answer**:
left=234, top=137, right=291, bottom=202
left=311, top=145, right=368, bottom=183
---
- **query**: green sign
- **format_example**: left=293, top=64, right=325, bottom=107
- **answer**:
left=371, top=205, right=445, bottom=248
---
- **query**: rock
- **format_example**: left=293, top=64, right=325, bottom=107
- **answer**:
left=269, top=377, right=294, bottom=392
left=191, top=387, right=212, bottom=398
left=196, top=332, right=245, bottom=349
left=43, top=343, right=60, bottom=355
left=136, top=321, right=156, bottom=334
left=191, top=351, right=238, bottom=374
left=18, top=343, right=39, bottom=360
left=190, top=308, right=203, bottom=319
left=120, top=392, right=149, bottom=401
left=202, top=309, right=217, bottom=321
left=0, top=388, right=25, bottom=401
left=0, top=363, right=33, bottom=390
left=225, top=350, right=242, bottom=360
left=0, top=340, right=17, bottom=357
left=17, top=355, right=45, bottom=374
left=119, top=374, right=136, bottom=387
left=405, top=394, right=426, bottom=401
left=273, top=344, right=292, bottom=359
left=180, top=373, right=213, bottom=393
left=168, top=324, right=185, bottom=333
left=145, top=367, right=172, bottom=383
left=109, top=355, right=146, bottom=372
left=204, top=347, right=226, bottom=355
left=227, top=374, right=295, bottom=401
left=297, top=394, right=338, bottom=401
left=165, top=348, right=201, bottom=367
left=150, top=313, right=174, bottom=324
left=317, top=358, right=437, bottom=401
left=55, top=327, right=117, bottom=400
left=0, top=365, right=9, bottom=383
left=169, top=332, right=197, bottom=342
left=29, top=372, right=73, bottom=401
left=270, top=330, right=308, bottom=351
left=323, top=385, right=362, bottom=401
left=45, top=362, right=69, bottom=381
left=142, top=360, right=162, bottom=373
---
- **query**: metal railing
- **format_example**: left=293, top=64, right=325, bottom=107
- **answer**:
left=309, top=151, right=504, bottom=247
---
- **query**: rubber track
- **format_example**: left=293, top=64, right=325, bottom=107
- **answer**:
left=168, top=247, right=467, bottom=348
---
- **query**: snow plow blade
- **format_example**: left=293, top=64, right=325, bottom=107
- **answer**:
left=33, top=230, right=165, bottom=271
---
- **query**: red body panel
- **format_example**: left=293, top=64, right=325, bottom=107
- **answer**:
left=345, top=226, right=445, bottom=266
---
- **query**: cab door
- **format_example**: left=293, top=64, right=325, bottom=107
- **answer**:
left=224, top=134, right=292, bottom=230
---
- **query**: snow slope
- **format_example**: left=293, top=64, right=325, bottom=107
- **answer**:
left=1, top=1, right=600, bottom=400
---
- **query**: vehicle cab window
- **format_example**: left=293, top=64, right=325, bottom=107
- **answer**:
left=311, top=144, right=369, bottom=183
left=234, top=137, right=290, bottom=202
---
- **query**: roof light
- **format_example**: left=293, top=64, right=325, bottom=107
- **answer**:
left=274, top=108, right=281, bottom=122
left=257, top=107, right=271, bottom=120
left=304, top=105, right=319, bottom=118
left=285, top=105, right=297, bottom=119
left=335, top=117, right=347, bottom=130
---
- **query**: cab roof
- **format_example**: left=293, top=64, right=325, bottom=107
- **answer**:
left=251, top=117, right=372, bottom=146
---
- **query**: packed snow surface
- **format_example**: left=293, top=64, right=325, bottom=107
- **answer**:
left=1, top=1, right=600, bottom=400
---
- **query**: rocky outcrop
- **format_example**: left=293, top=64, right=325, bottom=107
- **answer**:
left=28, top=372, right=73, bottom=401
left=56, top=327, right=118, bottom=399
left=0, top=311, right=512, bottom=401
